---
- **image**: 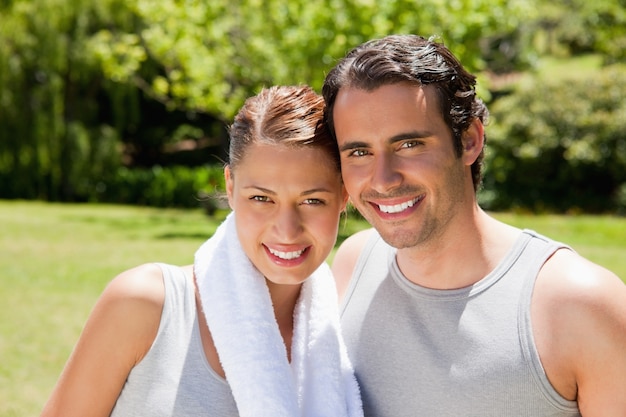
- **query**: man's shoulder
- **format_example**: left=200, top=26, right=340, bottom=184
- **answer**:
left=539, top=248, right=622, bottom=303
left=534, top=248, right=626, bottom=409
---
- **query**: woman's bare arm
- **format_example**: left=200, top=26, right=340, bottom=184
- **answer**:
left=41, top=263, right=165, bottom=417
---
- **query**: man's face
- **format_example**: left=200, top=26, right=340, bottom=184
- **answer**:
left=332, top=82, right=473, bottom=249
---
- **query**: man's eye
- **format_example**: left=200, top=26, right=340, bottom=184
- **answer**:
left=348, top=149, right=369, bottom=157
left=401, top=140, right=421, bottom=149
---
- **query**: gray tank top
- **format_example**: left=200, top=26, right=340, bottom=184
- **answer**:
left=341, top=230, right=581, bottom=417
left=110, top=263, right=238, bottom=417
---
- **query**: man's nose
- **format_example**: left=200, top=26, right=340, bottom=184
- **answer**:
left=370, top=154, right=402, bottom=193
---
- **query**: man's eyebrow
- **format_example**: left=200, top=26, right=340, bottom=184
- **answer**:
left=339, top=141, right=369, bottom=152
left=339, top=131, right=432, bottom=152
left=388, top=131, right=431, bottom=143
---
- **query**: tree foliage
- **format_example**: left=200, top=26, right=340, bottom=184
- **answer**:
left=0, top=0, right=624, bottom=210
left=93, top=0, right=528, bottom=120
left=0, top=0, right=527, bottom=202
left=530, top=0, right=626, bottom=63
left=0, top=0, right=135, bottom=200
left=482, top=64, right=626, bottom=213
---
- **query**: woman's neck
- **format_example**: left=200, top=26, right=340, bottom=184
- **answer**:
left=266, top=280, right=302, bottom=361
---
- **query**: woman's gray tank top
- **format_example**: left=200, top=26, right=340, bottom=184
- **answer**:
left=110, top=263, right=238, bottom=417
left=340, top=230, right=581, bottom=417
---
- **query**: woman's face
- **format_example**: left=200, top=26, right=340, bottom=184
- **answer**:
left=226, top=142, right=347, bottom=286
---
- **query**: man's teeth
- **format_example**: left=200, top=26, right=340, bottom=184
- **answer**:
left=378, top=198, right=419, bottom=214
left=269, top=248, right=305, bottom=260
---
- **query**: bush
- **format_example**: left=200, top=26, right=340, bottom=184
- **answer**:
left=90, top=164, right=226, bottom=208
left=481, top=64, right=626, bottom=214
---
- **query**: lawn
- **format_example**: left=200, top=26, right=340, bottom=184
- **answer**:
left=1, top=201, right=624, bottom=416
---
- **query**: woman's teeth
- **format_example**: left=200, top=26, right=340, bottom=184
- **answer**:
left=268, top=248, right=305, bottom=260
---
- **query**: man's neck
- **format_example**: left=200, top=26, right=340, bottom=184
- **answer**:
left=396, top=209, right=520, bottom=290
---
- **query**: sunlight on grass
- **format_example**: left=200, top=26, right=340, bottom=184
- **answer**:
left=534, top=54, right=603, bottom=81
left=513, top=54, right=604, bottom=89
left=492, top=212, right=626, bottom=276
left=1, top=201, right=222, bottom=417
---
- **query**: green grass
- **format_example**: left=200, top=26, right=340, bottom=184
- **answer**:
left=1, top=201, right=223, bottom=417
left=492, top=212, right=626, bottom=278
left=534, top=54, right=604, bottom=81
left=1, top=201, right=624, bottom=416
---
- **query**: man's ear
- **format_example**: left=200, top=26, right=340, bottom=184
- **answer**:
left=461, top=118, right=485, bottom=166
left=224, top=165, right=235, bottom=210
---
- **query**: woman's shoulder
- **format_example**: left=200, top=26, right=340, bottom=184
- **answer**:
left=104, top=263, right=197, bottom=319
left=331, top=228, right=377, bottom=301
left=104, top=263, right=167, bottom=308
left=92, top=264, right=171, bottom=362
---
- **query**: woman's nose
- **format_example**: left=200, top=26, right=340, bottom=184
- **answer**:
left=273, top=206, right=303, bottom=241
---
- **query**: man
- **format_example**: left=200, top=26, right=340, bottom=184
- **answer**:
left=322, top=34, right=626, bottom=416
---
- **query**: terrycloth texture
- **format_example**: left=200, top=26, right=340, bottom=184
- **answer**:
left=194, top=212, right=362, bottom=417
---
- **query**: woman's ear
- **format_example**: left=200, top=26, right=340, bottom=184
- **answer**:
left=224, top=165, right=235, bottom=210
left=461, top=118, right=485, bottom=166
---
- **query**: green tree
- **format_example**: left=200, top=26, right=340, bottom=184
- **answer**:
left=0, top=0, right=137, bottom=200
left=482, top=64, right=626, bottom=213
left=92, top=0, right=529, bottom=121
left=529, top=0, right=626, bottom=63
left=2, top=0, right=531, bottom=202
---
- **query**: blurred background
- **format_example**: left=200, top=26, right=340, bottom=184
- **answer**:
left=1, top=1, right=626, bottom=415
left=1, top=0, right=625, bottom=214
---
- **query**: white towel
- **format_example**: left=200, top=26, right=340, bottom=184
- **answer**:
left=194, top=212, right=362, bottom=417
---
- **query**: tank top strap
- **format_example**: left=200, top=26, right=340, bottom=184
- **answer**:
left=516, top=230, right=578, bottom=411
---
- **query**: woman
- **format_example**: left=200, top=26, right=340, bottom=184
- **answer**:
left=41, top=85, right=362, bottom=417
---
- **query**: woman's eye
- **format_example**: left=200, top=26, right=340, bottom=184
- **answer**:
left=250, top=195, right=271, bottom=202
left=303, top=198, right=324, bottom=205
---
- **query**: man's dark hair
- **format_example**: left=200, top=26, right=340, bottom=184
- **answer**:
left=322, top=34, right=489, bottom=190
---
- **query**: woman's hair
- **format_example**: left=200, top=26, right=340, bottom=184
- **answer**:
left=228, top=85, right=339, bottom=174
left=322, top=34, right=489, bottom=190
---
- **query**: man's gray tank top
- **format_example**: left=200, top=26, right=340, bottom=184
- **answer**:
left=341, top=230, right=581, bottom=417
left=110, top=263, right=238, bottom=417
